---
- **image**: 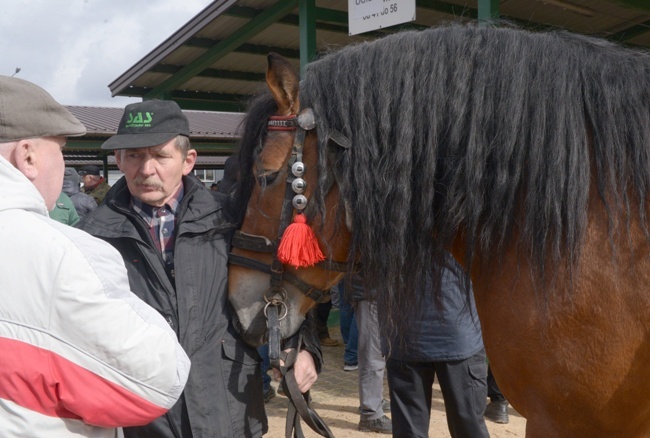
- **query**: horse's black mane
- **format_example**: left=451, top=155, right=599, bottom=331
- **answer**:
left=232, top=92, right=278, bottom=225
left=239, top=23, right=650, bottom=323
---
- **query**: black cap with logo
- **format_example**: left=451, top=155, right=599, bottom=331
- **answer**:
left=101, top=100, right=190, bottom=150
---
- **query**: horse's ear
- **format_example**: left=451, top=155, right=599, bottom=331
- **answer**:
left=266, top=52, right=300, bottom=116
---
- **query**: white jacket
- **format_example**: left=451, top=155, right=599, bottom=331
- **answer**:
left=0, top=156, right=190, bottom=437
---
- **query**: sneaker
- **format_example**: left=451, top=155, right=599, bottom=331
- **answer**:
left=320, top=337, right=340, bottom=347
left=343, top=362, right=358, bottom=371
left=358, top=415, right=392, bottom=434
left=263, top=386, right=276, bottom=403
left=381, top=398, right=391, bottom=412
left=484, top=400, right=509, bottom=424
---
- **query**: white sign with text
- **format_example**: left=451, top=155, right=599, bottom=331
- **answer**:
left=348, top=0, right=416, bottom=36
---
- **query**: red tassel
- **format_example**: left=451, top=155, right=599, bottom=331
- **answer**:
left=277, top=213, right=325, bottom=267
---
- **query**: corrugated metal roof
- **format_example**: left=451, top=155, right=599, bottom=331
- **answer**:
left=108, top=0, right=650, bottom=112
left=64, top=154, right=229, bottom=167
left=66, top=105, right=244, bottom=139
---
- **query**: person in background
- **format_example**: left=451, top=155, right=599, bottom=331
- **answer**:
left=0, top=75, right=189, bottom=437
left=210, top=182, right=220, bottom=191
left=335, top=280, right=359, bottom=371
left=343, top=274, right=392, bottom=434
left=485, top=366, right=510, bottom=424
left=258, top=343, right=275, bottom=402
left=63, top=166, right=97, bottom=219
left=79, top=100, right=320, bottom=437
left=315, top=300, right=339, bottom=347
left=78, top=164, right=111, bottom=205
left=384, top=255, right=489, bottom=438
left=49, top=191, right=80, bottom=225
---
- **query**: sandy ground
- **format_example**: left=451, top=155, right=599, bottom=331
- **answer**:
left=264, top=325, right=526, bottom=437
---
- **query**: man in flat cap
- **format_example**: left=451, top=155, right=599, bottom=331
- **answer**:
left=78, top=100, right=321, bottom=438
left=0, top=77, right=189, bottom=436
left=78, top=163, right=111, bottom=205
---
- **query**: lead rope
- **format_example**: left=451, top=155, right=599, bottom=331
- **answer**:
left=265, top=300, right=334, bottom=437
left=283, top=336, right=335, bottom=437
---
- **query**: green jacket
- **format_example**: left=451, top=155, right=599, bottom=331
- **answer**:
left=85, top=178, right=111, bottom=205
left=49, top=192, right=79, bottom=225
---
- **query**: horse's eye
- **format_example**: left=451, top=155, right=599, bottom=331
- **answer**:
left=257, top=171, right=279, bottom=187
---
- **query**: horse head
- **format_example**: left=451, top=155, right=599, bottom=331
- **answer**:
left=228, top=53, right=351, bottom=347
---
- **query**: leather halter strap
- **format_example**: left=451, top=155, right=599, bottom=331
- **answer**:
left=229, top=111, right=348, bottom=303
left=228, top=110, right=338, bottom=438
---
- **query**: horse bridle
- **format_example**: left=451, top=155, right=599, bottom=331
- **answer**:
left=229, top=108, right=349, bottom=321
left=228, top=108, right=347, bottom=438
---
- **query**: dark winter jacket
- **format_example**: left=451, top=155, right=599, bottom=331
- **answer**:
left=78, top=175, right=267, bottom=438
left=63, top=167, right=97, bottom=219
left=382, top=256, right=484, bottom=362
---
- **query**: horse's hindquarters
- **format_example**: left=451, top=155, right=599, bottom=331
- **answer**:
left=470, top=211, right=650, bottom=436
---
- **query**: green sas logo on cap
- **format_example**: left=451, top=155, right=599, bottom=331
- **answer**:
left=125, top=112, right=154, bottom=128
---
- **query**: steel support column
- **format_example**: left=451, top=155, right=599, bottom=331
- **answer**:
left=299, top=0, right=317, bottom=76
left=478, top=0, right=500, bottom=25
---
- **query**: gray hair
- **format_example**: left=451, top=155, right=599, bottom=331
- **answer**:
left=175, top=135, right=192, bottom=157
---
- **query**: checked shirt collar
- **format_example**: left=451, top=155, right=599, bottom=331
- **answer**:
left=131, top=184, right=184, bottom=268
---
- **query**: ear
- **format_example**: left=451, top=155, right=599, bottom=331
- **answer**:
left=12, top=139, right=38, bottom=181
left=266, top=52, right=300, bottom=116
left=182, top=149, right=198, bottom=175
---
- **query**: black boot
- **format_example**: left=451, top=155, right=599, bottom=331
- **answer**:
left=484, top=400, right=509, bottom=424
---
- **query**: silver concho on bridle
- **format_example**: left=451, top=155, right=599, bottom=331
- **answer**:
left=290, top=108, right=316, bottom=210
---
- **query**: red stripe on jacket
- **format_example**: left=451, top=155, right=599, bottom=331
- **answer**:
left=0, top=336, right=168, bottom=427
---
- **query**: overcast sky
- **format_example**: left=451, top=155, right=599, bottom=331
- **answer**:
left=1, top=0, right=213, bottom=108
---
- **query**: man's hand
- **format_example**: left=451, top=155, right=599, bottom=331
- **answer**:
left=273, top=349, right=318, bottom=393
left=293, top=349, right=318, bottom=392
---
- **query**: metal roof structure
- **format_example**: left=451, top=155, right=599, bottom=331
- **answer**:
left=109, top=0, right=650, bottom=113
left=66, top=106, right=243, bottom=141
left=64, top=106, right=243, bottom=169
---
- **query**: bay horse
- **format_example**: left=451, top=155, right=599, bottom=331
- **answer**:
left=227, top=24, right=650, bottom=436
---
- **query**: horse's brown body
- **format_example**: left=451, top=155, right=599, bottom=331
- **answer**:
left=229, top=47, right=650, bottom=436
left=459, top=192, right=650, bottom=436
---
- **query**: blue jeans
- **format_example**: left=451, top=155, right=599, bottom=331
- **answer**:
left=258, top=343, right=271, bottom=392
left=339, top=298, right=358, bottom=365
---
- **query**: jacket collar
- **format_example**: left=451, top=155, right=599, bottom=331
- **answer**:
left=0, top=155, right=49, bottom=216
left=80, top=175, right=225, bottom=239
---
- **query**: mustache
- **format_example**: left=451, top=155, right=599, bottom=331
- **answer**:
left=133, top=177, right=163, bottom=189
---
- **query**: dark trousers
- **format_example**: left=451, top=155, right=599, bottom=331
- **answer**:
left=487, top=365, right=506, bottom=402
left=387, top=350, right=489, bottom=438
left=314, top=301, right=332, bottom=339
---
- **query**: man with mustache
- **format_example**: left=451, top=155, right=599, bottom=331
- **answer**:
left=78, top=100, right=319, bottom=438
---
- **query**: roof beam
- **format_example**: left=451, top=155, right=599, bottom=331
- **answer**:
left=151, top=64, right=265, bottom=82
left=416, top=0, right=478, bottom=18
left=144, top=0, right=299, bottom=100
left=608, top=19, right=650, bottom=43
left=226, top=5, right=391, bottom=37
left=173, top=99, right=245, bottom=112
left=118, top=86, right=250, bottom=111
left=186, top=38, right=300, bottom=58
